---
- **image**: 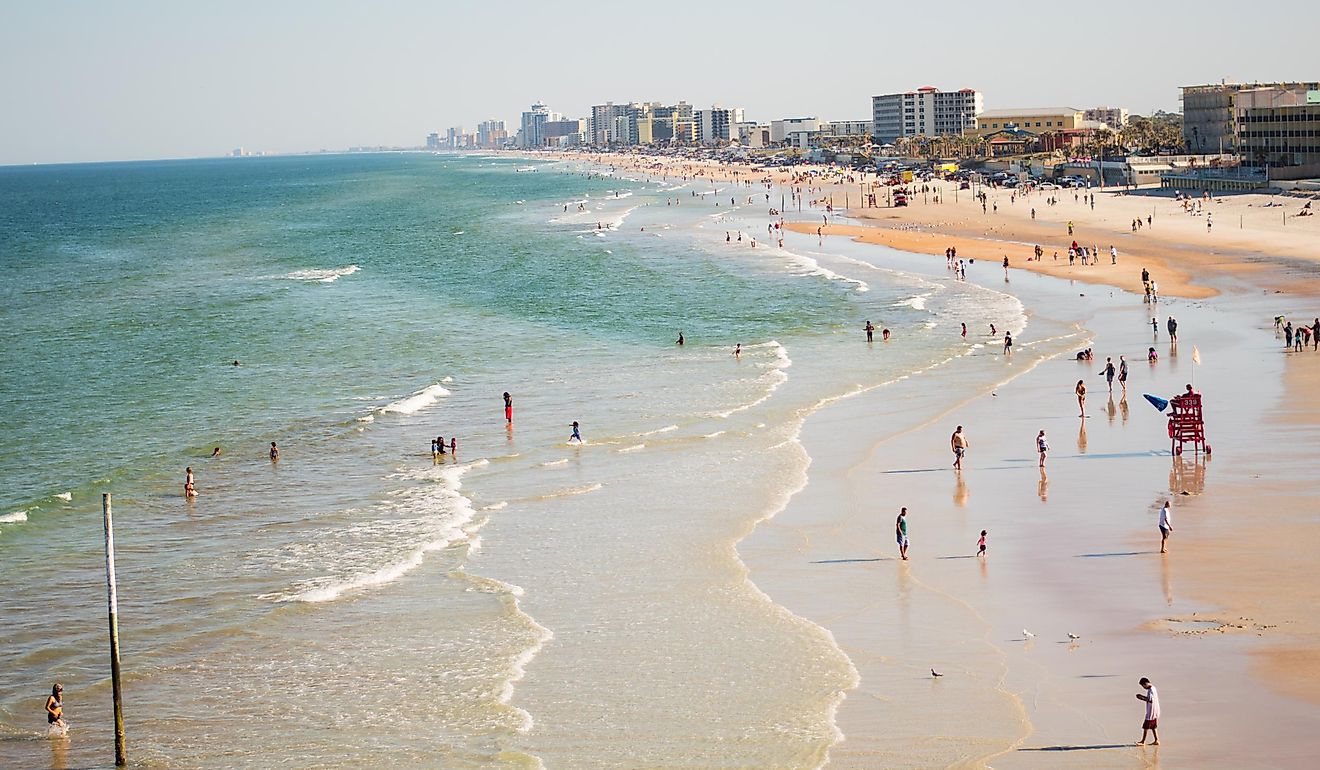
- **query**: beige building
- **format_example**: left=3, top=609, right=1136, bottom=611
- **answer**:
left=975, top=108, right=1084, bottom=136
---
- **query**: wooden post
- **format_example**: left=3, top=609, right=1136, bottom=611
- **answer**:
left=102, top=493, right=126, bottom=766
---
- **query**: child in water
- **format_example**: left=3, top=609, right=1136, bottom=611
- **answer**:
left=570, top=421, right=582, bottom=443
left=977, top=530, right=988, bottom=557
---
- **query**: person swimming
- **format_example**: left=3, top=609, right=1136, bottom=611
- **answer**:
left=210, top=447, right=221, bottom=457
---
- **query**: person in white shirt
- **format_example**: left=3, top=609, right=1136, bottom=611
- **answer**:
left=1158, top=501, right=1173, bottom=553
left=1036, top=430, right=1048, bottom=467
left=1136, top=677, right=1160, bottom=745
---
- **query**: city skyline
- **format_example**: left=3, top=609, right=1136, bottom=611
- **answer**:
left=2, top=0, right=1316, bottom=165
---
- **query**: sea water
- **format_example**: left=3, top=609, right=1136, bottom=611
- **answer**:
left=0, top=153, right=1040, bottom=768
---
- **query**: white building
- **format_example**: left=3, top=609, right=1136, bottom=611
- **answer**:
left=589, top=102, right=632, bottom=145
left=871, top=87, right=981, bottom=143
left=770, top=117, right=821, bottom=144
left=695, top=106, right=745, bottom=144
left=519, top=103, right=556, bottom=148
left=1084, top=106, right=1130, bottom=129
left=825, top=120, right=872, bottom=138
left=737, top=122, right=771, bottom=148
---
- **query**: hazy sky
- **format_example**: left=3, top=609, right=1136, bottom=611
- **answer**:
left=2, top=0, right=1314, bottom=164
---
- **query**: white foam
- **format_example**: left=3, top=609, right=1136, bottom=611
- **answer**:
left=537, top=483, right=603, bottom=500
left=480, top=501, right=509, bottom=511
left=618, top=444, right=646, bottom=453
left=779, top=249, right=869, bottom=292
left=0, top=511, right=28, bottom=524
left=702, top=431, right=727, bottom=439
left=897, top=292, right=932, bottom=310
left=356, top=414, right=375, bottom=423
left=379, top=383, right=451, bottom=415
left=279, top=461, right=485, bottom=603
left=283, top=265, right=361, bottom=283
left=54, top=492, right=72, bottom=502
left=638, top=424, right=678, bottom=437
left=538, top=459, right=569, bottom=468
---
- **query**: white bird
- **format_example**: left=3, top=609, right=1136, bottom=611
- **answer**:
left=1023, top=629, right=1035, bottom=638
left=1067, top=633, right=1081, bottom=640
left=931, top=668, right=943, bottom=678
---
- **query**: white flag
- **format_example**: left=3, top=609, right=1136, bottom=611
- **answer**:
left=1192, top=346, right=1201, bottom=365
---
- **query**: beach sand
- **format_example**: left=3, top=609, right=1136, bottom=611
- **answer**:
left=542, top=149, right=1320, bottom=765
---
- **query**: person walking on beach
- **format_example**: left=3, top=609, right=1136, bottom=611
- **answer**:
left=865, top=320, right=875, bottom=343
left=269, top=442, right=279, bottom=462
left=1118, top=355, right=1129, bottom=394
left=1076, top=379, right=1088, bottom=417
left=45, top=683, right=65, bottom=732
left=1036, top=430, right=1049, bottom=466
left=951, top=426, right=968, bottom=470
left=503, top=392, right=513, bottom=424
left=1101, top=357, right=1116, bottom=392
left=1111, top=245, right=1118, bottom=265
left=1003, top=332, right=1013, bottom=355
left=896, top=508, right=909, bottom=560
left=977, top=529, right=987, bottom=557
left=1167, top=317, right=1178, bottom=343
left=1158, top=500, right=1173, bottom=553
left=1136, top=677, right=1161, bottom=745
left=569, top=421, right=582, bottom=443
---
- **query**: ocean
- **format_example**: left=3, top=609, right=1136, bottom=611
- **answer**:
left=0, top=152, right=1049, bottom=768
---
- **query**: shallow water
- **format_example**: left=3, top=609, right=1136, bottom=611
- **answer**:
left=1, top=154, right=1039, bottom=768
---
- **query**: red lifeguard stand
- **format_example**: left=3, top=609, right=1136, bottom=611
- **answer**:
left=1168, top=392, right=1209, bottom=455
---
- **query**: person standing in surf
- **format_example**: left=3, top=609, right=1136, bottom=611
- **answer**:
left=269, top=442, right=279, bottom=462
left=1036, top=430, right=1049, bottom=467
left=896, top=508, right=909, bottom=560
left=1076, top=379, right=1088, bottom=417
left=570, top=421, right=582, bottom=443
left=503, top=392, right=513, bottom=424
left=865, top=320, right=875, bottom=343
left=45, top=684, right=65, bottom=730
left=184, top=467, right=197, bottom=498
left=1102, top=357, right=1116, bottom=392
left=676, top=331, right=685, bottom=346
left=1118, top=355, right=1129, bottom=395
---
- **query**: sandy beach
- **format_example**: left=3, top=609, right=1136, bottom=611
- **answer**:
left=561, top=148, right=1320, bottom=767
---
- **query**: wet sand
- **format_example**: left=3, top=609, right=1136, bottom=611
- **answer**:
left=742, top=237, right=1320, bottom=768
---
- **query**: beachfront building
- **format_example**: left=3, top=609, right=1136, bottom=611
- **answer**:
left=974, top=108, right=1084, bottom=136
left=426, top=133, right=441, bottom=150
left=590, top=102, right=631, bottom=145
left=519, top=103, right=555, bottom=148
left=871, top=87, right=981, bottom=144
left=1234, top=84, right=1320, bottom=172
left=477, top=120, right=508, bottom=149
left=825, top=120, right=872, bottom=138
left=1084, top=106, right=1129, bottom=129
left=770, top=117, right=821, bottom=144
left=542, top=118, right=586, bottom=147
left=738, top=122, right=771, bottom=148
left=695, top=106, right=745, bottom=144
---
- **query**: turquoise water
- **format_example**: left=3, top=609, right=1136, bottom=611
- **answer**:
left=0, top=153, right=1039, bottom=768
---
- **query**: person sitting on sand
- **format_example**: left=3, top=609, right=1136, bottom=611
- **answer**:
left=1148, top=347, right=1158, bottom=363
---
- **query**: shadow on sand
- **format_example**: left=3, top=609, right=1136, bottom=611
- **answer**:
left=1019, top=743, right=1132, bottom=752
left=810, top=557, right=888, bottom=564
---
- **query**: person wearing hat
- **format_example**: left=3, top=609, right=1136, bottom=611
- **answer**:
left=45, top=683, right=65, bottom=729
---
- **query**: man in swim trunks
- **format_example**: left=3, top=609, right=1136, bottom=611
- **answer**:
left=1136, top=677, right=1160, bottom=745
left=951, top=426, right=968, bottom=470
left=503, top=392, right=513, bottom=424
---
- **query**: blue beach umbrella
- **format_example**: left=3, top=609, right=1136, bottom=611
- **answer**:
left=1143, top=393, right=1170, bottom=412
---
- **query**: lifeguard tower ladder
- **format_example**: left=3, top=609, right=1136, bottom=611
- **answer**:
left=1168, top=393, right=1209, bottom=455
